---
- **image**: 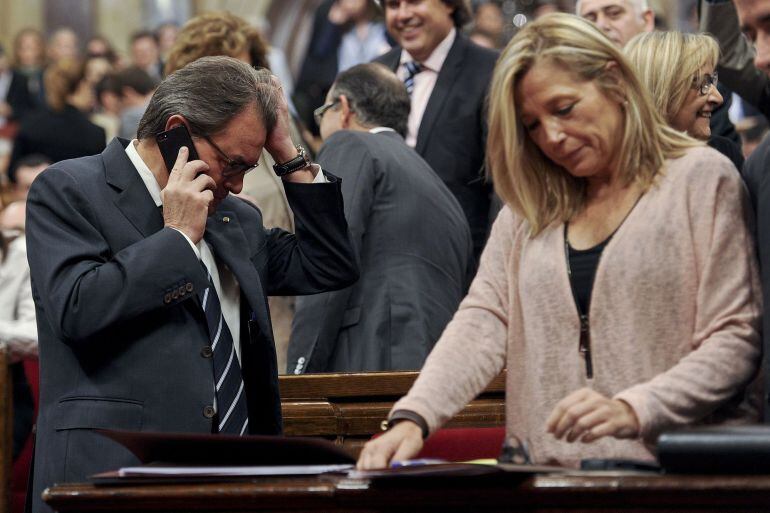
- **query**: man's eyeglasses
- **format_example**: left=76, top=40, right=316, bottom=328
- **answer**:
left=313, top=98, right=340, bottom=125
left=694, top=71, right=718, bottom=96
left=201, top=135, right=259, bottom=178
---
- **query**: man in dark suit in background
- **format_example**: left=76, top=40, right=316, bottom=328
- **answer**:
left=288, top=63, right=473, bottom=374
left=25, top=56, right=357, bottom=513
left=374, top=0, right=498, bottom=262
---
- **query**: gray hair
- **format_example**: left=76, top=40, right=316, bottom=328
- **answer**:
left=328, top=63, right=410, bottom=137
left=137, top=56, right=279, bottom=140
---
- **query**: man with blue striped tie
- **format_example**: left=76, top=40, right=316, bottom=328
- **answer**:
left=25, top=56, right=358, bottom=513
left=374, top=0, right=499, bottom=265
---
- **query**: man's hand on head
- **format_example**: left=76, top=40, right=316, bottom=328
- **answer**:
left=264, top=75, right=296, bottom=163
left=264, top=75, right=317, bottom=183
left=161, top=146, right=216, bottom=243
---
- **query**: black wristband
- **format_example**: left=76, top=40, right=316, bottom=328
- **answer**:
left=272, top=145, right=311, bottom=176
left=382, top=409, right=430, bottom=439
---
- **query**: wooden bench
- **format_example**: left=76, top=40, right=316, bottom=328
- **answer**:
left=279, top=370, right=506, bottom=456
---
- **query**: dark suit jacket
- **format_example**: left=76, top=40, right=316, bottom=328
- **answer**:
left=25, top=139, right=357, bottom=513
left=740, top=136, right=770, bottom=422
left=292, top=0, right=342, bottom=133
left=288, top=130, right=473, bottom=373
left=374, top=34, right=498, bottom=259
left=8, top=105, right=106, bottom=181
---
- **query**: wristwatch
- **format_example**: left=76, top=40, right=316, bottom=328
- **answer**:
left=272, top=145, right=311, bottom=176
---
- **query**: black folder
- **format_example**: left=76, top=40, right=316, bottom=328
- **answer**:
left=95, top=428, right=355, bottom=466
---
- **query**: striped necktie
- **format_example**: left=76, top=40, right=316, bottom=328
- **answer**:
left=200, top=265, right=249, bottom=435
left=403, top=61, right=422, bottom=96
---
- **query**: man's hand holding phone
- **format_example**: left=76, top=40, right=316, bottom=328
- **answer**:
left=161, top=146, right=216, bottom=244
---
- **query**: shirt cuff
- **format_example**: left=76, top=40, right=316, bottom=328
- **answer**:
left=168, top=226, right=201, bottom=260
left=311, top=164, right=328, bottom=183
left=387, top=409, right=430, bottom=439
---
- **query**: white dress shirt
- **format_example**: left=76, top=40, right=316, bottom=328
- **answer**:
left=0, top=235, right=38, bottom=362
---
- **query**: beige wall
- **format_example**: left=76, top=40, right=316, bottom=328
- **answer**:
left=95, top=0, right=144, bottom=58
left=193, top=0, right=270, bottom=27
left=0, top=0, right=44, bottom=54
left=0, top=0, right=272, bottom=59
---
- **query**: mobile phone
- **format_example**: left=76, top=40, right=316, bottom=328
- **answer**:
left=156, top=124, right=200, bottom=173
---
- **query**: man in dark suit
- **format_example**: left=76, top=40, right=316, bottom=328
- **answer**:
left=733, top=0, right=770, bottom=423
left=25, top=57, right=357, bottom=513
left=288, top=63, right=473, bottom=374
left=374, top=0, right=498, bottom=262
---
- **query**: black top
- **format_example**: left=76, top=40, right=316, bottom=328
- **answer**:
left=567, top=236, right=611, bottom=315
left=8, top=104, right=105, bottom=180
left=708, top=134, right=745, bottom=172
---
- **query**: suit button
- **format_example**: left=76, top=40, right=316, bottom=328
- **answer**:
left=164, top=293, right=172, bottom=304
left=172, top=290, right=179, bottom=299
left=186, top=283, right=194, bottom=292
left=201, top=346, right=213, bottom=358
left=203, top=406, right=216, bottom=418
left=298, top=357, right=306, bottom=364
left=178, top=285, right=187, bottom=296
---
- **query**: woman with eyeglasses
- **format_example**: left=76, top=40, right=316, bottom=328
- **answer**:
left=625, top=31, right=744, bottom=170
left=357, top=13, right=760, bottom=470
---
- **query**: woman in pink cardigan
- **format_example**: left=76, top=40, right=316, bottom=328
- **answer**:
left=358, top=13, right=762, bottom=469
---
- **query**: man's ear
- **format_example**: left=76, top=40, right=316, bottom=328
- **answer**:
left=338, top=94, right=354, bottom=129
left=163, top=114, right=187, bottom=132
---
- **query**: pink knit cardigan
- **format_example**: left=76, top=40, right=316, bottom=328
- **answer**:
left=392, top=146, right=762, bottom=466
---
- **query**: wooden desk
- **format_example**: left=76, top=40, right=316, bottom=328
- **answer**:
left=279, top=371, right=506, bottom=456
left=44, top=473, right=770, bottom=513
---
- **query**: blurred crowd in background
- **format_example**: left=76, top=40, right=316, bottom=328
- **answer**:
left=1, top=0, right=765, bottom=209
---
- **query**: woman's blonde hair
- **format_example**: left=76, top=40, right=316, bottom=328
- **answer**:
left=43, top=58, right=86, bottom=111
left=164, top=11, right=269, bottom=75
left=487, top=13, right=697, bottom=236
left=624, top=30, right=719, bottom=126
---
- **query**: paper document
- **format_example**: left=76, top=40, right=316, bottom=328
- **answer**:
left=117, top=464, right=354, bottom=477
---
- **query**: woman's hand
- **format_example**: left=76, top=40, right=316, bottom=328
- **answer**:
left=545, top=388, right=640, bottom=443
left=356, top=420, right=424, bottom=470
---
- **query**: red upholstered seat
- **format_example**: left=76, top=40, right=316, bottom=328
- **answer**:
left=416, top=427, right=506, bottom=461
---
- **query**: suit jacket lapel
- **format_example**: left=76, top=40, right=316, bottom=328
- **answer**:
left=204, top=209, right=272, bottom=342
left=415, top=35, right=467, bottom=155
left=104, top=138, right=164, bottom=238
left=378, top=47, right=401, bottom=71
